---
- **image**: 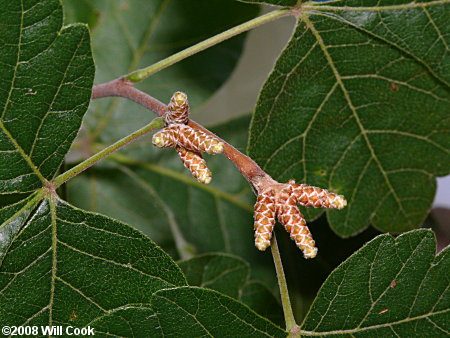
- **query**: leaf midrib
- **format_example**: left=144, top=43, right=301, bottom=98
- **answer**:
left=303, top=0, right=450, bottom=13
left=0, top=0, right=46, bottom=185
left=302, top=14, right=413, bottom=227
left=298, top=307, right=449, bottom=336
left=308, top=5, right=450, bottom=87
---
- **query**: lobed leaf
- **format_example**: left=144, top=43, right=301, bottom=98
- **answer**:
left=152, top=286, right=286, bottom=337
left=0, top=0, right=94, bottom=258
left=248, top=0, right=450, bottom=236
left=0, top=0, right=94, bottom=196
left=0, top=199, right=186, bottom=327
left=300, top=229, right=449, bottom=337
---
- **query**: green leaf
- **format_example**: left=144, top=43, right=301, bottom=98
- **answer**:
left=248, top=1, right=450, bottom=236
left=0, top=191, right=43, bottom=259
left=240, top=281, right=285, bottom=327
left=62, top=0, right=259, bottom=144
left=0, top=0, right=94, bottom=257
left=300, top=229, right=449, bottom=336
left=239, top=0, right=297, bottom=6
left=0, top=0, right=94, bottom=194
left=179, top=253, right=249, bottom=298
left=152, top=286, right=286, bottom=337
left=88, top=307, right=159, bottom=337
left=67, top=116, right=276, bottom=284
left=0, top=198, right=186, bottom=326
left=178, top=253, right=284, bottom=326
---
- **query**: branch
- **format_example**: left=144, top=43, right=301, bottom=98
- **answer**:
left=91, top=78, right=167, bottom=116
left=91, top=78, right=297, bottom=332
left=91, top=79, right=273, bottom=190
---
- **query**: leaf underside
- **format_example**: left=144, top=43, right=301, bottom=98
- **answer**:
left=0, top=1, right=286, bottom=335
left=0, top=0, right=94, bottom=257
left=301, top=230, right=449, bottom=337
left=178, top=253, right=284, bottom=326
left=1, top=0, right=449, bottom=335
left=248, top=0, right=450, bottom=237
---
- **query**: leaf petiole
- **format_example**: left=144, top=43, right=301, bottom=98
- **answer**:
left=125, top=8, right=291, bottom=83
left=52, top=117, right=165, bottom=187
left=271, top=233, right=299, bottom=335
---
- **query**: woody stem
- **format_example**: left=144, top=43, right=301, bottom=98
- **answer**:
left=91, top=79, right=269, bottom=186
left=91, top=79, right=297, bottom=332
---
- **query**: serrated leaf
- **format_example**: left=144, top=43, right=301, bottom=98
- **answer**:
left=248, top=1, right=450, bottom=236
left=239, top=0, right=296, bottom=6
left=1, top=2, right=283, bottom=335
left=67, top=116, right=276, bottom=284
left=152, top=286, right=286, bottom=337
left=300, top=229, right=449, bottom=337
left=178, top=253, right=250, bottom=298
left=0, top=198, right=186, bottom=327
left=0, top=0, right=94, bottom=257
left=240, top=281, right=285, bottom=327
left=88, top=307, right=159, bottom=337
left=0, top=0, right=93, bottom=195
left=62, top=0, right=259, bottom=144
left=179, top=253, right=285, bottom=326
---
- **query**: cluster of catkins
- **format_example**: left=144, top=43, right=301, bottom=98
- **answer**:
left=254, top=180, right=346, bottom=259
left=152, top=92, right=223, bottom=184
left=153, top=92, right=347, bottom=259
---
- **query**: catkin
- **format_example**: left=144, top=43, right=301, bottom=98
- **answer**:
left=177, top=147, right=212, bottom=184
left=152, top=124, right=224, bottom=155
left=253, top=188, right=276, bottom=251
left=165, top=91, right=189, bottom=125
left=277, top=187, right=317, bottom=259
left=291, top=184, right=346, bottom=209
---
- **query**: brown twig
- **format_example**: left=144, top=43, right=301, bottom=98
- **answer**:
left=92, top=78, right=167, bottom=116
left=91, top=78, right=275, bottom=191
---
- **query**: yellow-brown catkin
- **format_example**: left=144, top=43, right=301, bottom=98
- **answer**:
left=253, top=188, right=276, bottom=251
left=165, top=91, right=189, bottom=125
left=291, top=183, right=347, bottom=209
left=177, top=147, right=211, bottom=184
left=278, top=195, right=318, bottom=258
left=276, top=187, right=317, bottom=259
left=152, top=124, right=223, bottom=155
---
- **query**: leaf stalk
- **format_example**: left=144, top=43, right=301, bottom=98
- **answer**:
left=125, top=8, right=290, bottom=83
left=53, top=117, right=165, bottom=187
left=271, top=233, right=299, bottom=334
